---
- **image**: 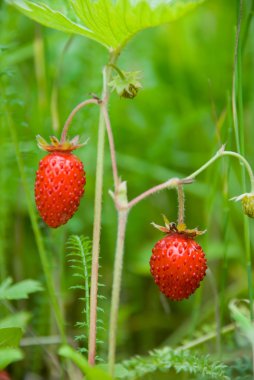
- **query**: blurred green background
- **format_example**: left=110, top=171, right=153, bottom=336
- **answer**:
left=1, top=0, right=254, bottom=378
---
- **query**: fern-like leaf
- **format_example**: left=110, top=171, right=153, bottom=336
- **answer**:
left=119, top=347, right=229, bottom=380
left=67, top=235, right=92, bottom=353
left=67, top=235, right=105, bottom=359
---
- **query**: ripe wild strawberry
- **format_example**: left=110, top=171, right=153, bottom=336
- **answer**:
left=0, top=371, right=11, bottom=380
left=150, top=219, right=207, bottom=301
left=35, top=135, right=86, bottom=228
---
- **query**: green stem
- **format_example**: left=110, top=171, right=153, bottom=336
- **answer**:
left=177, top=183, right=185, bottom=226
left=77, top=237, right=91, bottom=343
left=88, top=50, right=119, bottom=366
left=178, top=324, right=234, bottom=352
left=108, top=63, right=126, bottom=80
left=6, top=110, right=66, bottom=342
left=34, top=25, right=47, bottom=115
left=233, top=0, right=253, bottom=322
left=51, top=36, right=74, bottom=132
left=186, top=148, right=254, bottom=191
left=60, top=98, right=98, bottom=144
left=108, top=210, right=128, bottom=375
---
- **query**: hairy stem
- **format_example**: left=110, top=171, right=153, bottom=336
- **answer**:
left=60, top=98, right=99, bottom=143
left=128, top=178, right=186, bottom=209
left=177, top=183, right=185, bottom=226
left=126, top=147, right=254, bottom=211
left=108, top=210, right=128, bottom=375
left=101, top=104, right=119, bottom=189
left=88, top=50, right=119, bottom=365
left=108, top=63, right=126, bottom=79
left=186, top=147, right=254, bottom=191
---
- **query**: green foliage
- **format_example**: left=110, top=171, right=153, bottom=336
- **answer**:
left=229, top=299, right=254, bottom=346
left=67, top=235, right=92, bottom=352
left=67, top=235, right=105, bottom=357
left=226, top=356, right=253, bottom=380
left=6, top=0, right=204, bottom=49
left=0, top=312, right=31, bottom=330
left=0, top=277, right=43, bottom=300
left=0, top=327, right=22, bottom=347
left=59, top=344, right=113, bottom=380
left=119, top=347, right=229, bottom=379
left=0, top=326, right=23, bottom=370
left=0, top=348, right=24, bottom=370
left=1, top=0, right=254, bottom=378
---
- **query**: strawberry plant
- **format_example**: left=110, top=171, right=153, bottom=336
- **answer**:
left=1, top=0, right=254, bottom=379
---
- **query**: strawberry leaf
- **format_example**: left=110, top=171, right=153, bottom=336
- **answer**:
left=7, top=0, right=204, bottom=50
left=0, top=278, right=43, bottom=300
left=0, top=348, right=24, bottom=370
left=0, top=327, right=22, bottom=348
left=59, top=345, right=113, bottom=379
left=6, top=0, right=97, bottom=41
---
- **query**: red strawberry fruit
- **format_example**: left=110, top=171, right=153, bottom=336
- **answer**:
left=35, top=135, right=86, bottom=228
left=150, top=219, right=207, bottom=301
left=0, top=371, right=11, bottom=380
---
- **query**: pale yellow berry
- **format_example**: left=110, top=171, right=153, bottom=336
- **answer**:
left=241, top=194, right=254, bottom=218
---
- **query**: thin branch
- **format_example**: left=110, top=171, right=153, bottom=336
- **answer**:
left=177, top=183, right=185, bottom=226
left=21, top=336, right=62, bottom=347
left=231, top=0, right=243, bottom=153
left=108, top=210, right=128, bottom=374
left=177, top=324, right=234, bottom=352
left=128, top=178, right=192, bottom=210
left=88, top=50, right=119, bottom=365
left=60, top=98, right=99, bottom=143
left=101, top=103, right=119, bottom=189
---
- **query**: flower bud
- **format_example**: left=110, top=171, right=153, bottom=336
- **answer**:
left=109, top=70, right=142, bottom=99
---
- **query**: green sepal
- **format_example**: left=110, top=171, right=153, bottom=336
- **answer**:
left=36, top=134, right=86, bottom=152
left=109, top=70, right=142, bottom=99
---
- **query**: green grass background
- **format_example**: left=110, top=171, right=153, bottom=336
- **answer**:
left=1, top=0, right=254, bottom=378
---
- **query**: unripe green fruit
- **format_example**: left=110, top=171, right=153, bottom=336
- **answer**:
left=242, top=194, right=254, bottom=218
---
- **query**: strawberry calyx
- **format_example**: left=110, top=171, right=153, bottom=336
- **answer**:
left=108, top=68, right=142, bottom=99
left=36, top=135, right=86, bottom=153
left=152, top=214, right=206, bottom=238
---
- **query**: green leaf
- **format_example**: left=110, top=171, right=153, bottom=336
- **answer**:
left=6, top=0, right=97, bottom=41
left=7, top=0, right=204, bottom=50
left=0, top=278, right=43, bottom=300
left=0, top=327, right=22, bottom=348
left=0, top=312, right=31, bottom=330
left=59, top=345, right=113, bottom=380
left=120, top=347, right=229, bottom=380
left=229, top=299, right=254, bottom=345
left=0, top=348, right=24, bottom=370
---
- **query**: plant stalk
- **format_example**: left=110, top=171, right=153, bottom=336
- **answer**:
left=186, top=148, right=254, bottom=191
left=88, top=50, right=119, bottom=365
left=108, top=210, right=128, bottom=375
left=233, top=0, right=253, bottom=321
left=60, top=98, right=98, bottom=143
left=177, top=183, right=185, bottom=226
